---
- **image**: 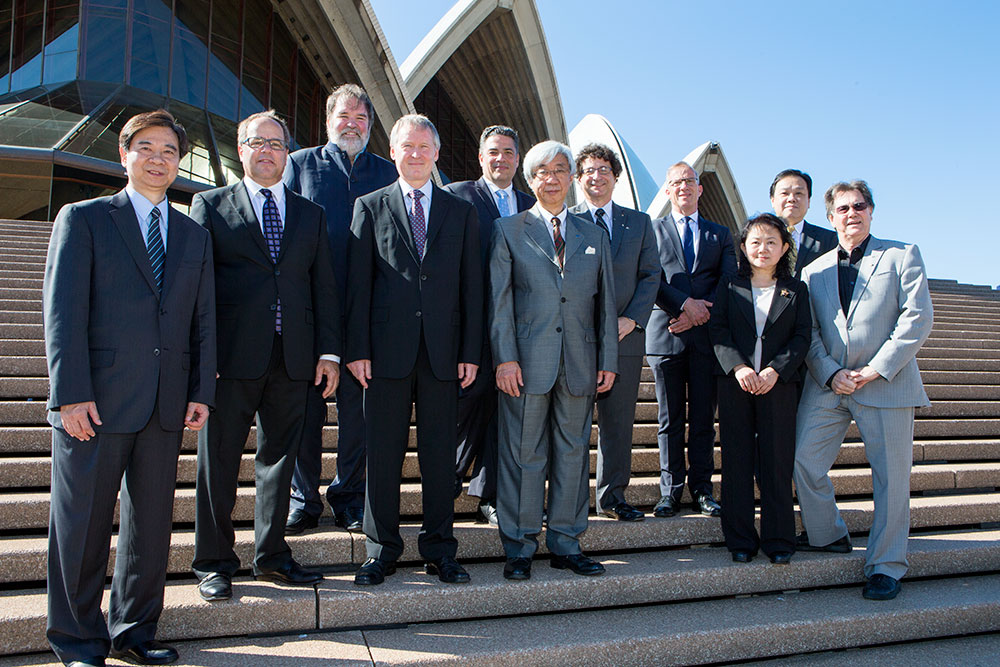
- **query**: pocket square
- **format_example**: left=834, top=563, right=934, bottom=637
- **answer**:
left=585, top=246, right=596, bottom=254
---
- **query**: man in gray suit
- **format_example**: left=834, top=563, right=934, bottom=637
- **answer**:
left=769, top=169, right=838, bottom=278
left=490, top=140, right=618, bottom=580
left=44, top=110, right=215, bottom=666
left=794, top=180, right=933, bottom=601
left=570, top=143, right=659, bottom=522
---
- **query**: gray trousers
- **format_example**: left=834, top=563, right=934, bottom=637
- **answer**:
left=793, top=395, right=914, bottom=579
left=496, top=366, right=594, bottom=559
left=593, top=353, right=644, bottom=512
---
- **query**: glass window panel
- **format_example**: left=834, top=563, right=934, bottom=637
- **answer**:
left=0, top=157, right=52, bottom=221
left=206, top=0, right=241, bottom=120
left=79, top=3, right=125, bottom=83
left=51, top=163, right=121, bottom=219
left=166, top=100, right=215, bottom=185
left=294, top=55, right=320, bottom=149
left=0, top=80, right=108, bottom=148
left=0, top=0, right=13, bottom=94
left=208, top=110, right=242, bottom=185
left=240, top=0, right=270, bottom=117
left=128, top=3, right=171, bottom=95
left=270, top=18, right=294, bottom=124
left=62, top=86, right=167, bottom=162
left=42, top=1, right=79, bottom=84
left=170, top=0, right=209, bottom=107
left=10, top=0, right=44, bottom=92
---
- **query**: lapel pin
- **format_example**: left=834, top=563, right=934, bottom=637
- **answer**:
left=780, top=288, right=791, bottom=298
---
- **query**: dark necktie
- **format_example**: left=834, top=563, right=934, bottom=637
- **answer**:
left=594, top=207, right=610, bottom=236
left=260, top=188, right=283, bottom=333
left=408, top=189, right=426, bottom=259
left=146, top=207, right=165, bottom=296
left=551, top=216, right=564, bottom=271
left=681, top=216, right=695, bottom=272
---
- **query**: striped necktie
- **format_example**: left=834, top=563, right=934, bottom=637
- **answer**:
left=146, top=207, right=165, bottom=295
left=594, top=207, right=610, bottom=236
left=551, top=216, right=564, bottom=271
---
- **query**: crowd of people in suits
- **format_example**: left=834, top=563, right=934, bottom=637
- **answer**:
left=40, top=83, right=932, bottom=667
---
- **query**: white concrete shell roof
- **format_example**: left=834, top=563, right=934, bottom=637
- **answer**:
left=569, top=114, right=660, bottom=211
left=400, top=0, right=567, bottom=148
left=646, top=141, right=747, bottom=235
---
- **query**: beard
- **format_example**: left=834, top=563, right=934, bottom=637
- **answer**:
left=332, top=130, right=368, bottom=159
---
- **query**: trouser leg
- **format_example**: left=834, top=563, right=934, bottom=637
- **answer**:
left=718, top=377, right=758, bottom=553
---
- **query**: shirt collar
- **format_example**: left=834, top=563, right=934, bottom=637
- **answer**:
left=483, top=177, right=514, bottom=201
left=838, top=234, right=870, bottom=263
left=398, top=178, right=433, bottom=204
left=588, top=201, right=613, bottom=223
left=125, top=184, right=168, bottom=223
left=534, top=202, right=567, bottom=224
left=243, top=177, right=285, bottom=206
left=674, top=210, right=699, bottom=225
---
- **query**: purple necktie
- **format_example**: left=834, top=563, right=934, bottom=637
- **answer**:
left=408, top=189, right=426, bottom=259
left=261, top=188, right=282, bottom=333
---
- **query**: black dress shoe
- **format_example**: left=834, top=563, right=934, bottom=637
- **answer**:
left=602, top=501, right=645, bottom=522
left=354, top=557, right=396, bottom=585
left=769, top=551, right=792, bottom=565
left=476, top=501, right=499, bottom=525
left=550, top=553, right=605, bottom=576
left=197, top=572, right=232, bottom=601
left=111, top=640, right=178, bottom=665
left=454, top=476, right=464, bottom=499
left=334, top=507, right=365, bottom=532
left=254, top=559, right=323, bottom=585
left=863, top=573, right=901, bottom=600
left=731, top=550, right=754, bottom=563
left=425, top=556, right=471, bottom=583
left=795, top=531, right=852, bottom=553
left=285, top=509, right=319, bottom=535
left=67, top=660, right=106, bottom=666
left=503, top=557, right=532, bottom=580
left=653, top=495, right=680, bottom=517
left=692, top=492, right=722, bottom=517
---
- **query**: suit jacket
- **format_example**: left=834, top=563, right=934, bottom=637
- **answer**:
left=190, top=181, right=341, bottom=381
left=709, top=275, right=811, bottom=383
left=570, top=202, right=660, bottom=357
left=794, top=221, right=838, bottom=279
left=646, top=212, right=737, bottom=356
left=43, top=190, right=216, bottom=432
left=346, top=182, right=483, bottom=380
left=489, top=209, right=618, bottom=396
left=443, top=177, right=535, bottom=268
left=800, top=235, right=933, bottom=408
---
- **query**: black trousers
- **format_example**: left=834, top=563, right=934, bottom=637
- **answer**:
left=47, top=403, right=181, bottom=664
left=363, top=338, right=459, bottom=562
left=649, top=347, right=718, bottom=500
left=717, top=376, right=797, bottom=556
left=193, top=334, right=308, bottom=577
left=455, top=339, right=497, bottom=501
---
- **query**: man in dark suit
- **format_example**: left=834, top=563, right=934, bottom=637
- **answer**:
left=191, top=111, right=341, bottom=602
left=347, top=114, right=483, bottom=586
left=569, top=143, right=659, bottom=522
left=283, top=84, right=397, bottom=534
left=769, top=169, right=837, bottom=278
left=44, top=109, right=215, bottom=666
left=443, top=125, right=535, bottom=525
left=647, top=162, right=737, bottom=519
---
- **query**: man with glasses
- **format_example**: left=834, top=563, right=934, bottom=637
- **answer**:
left=794, top=180, right=932, bottom=601
left=769, top=168, right=837, bottom=278
left=490, top=140, right=617, bottom=580
left=443, top=125, right=535, bottom=525
left=190, top=110, right=341, bottom=602
left=647, top=162, right=736, bottom=520
left=569, top=143, right=659, bottom=523
left=283, top=84, right=397, bottom=535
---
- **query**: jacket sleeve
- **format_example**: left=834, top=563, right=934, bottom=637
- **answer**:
left=488, top=220, right=518, bottom=366
left=596, top=231, right=619, bottom=374
left=867, top=244, right=933, bottom=381
left=709, top=226, right=738, bottom=304
left=311, top=207, right=342, bottom=358
left=345, top=197, right=374, bottom=363
left=622, top=214, right=661, bottom=328
left=767, top=280, right=812, bottom=381
left=187, top=227, right=217, bottom=406
left=708, top=275, right=748, bottom=375
left=458, top=201, right=483, bottom=366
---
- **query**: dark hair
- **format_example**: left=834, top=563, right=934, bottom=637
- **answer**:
left=119, top=109, right=188, bottom=158
left=824, top=180, right=875, bottom=217
left=574, top=143, right=622, bottom=178
left=737, top=212, right=793, bottom=280
left=769, top=168, right=812, bottom=198
left=479, top=125, right=519, bottom=153
left=237, top=109, right=292, bottom=147
left=326, top=83, right=374, bottom=122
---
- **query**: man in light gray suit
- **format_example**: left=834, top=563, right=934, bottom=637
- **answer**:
left=570, top=143, right=659, bottom=522
left=490, top=140, right=618, bottom=580
left=794, top=180, right=932, bottom=601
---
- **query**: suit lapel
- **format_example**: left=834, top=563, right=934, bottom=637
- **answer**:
left=277, top=186, right=301, bottom=264
left=610, top=203, right=625, bottom=258
left=108, top=191, right=159, bottom=296
left=847, top=237, right=885, bottom=322
left=562, top=213, right=585, bottom=263
left=524, top=211, right=561, bottom=270
left=424, top=184, right=445, bottom=250
left=385, top=186, right=420, bottom=265
left=476, top=178, right=502, bottom=219
left=657, top=213, right=684, bottom=267
left=228, top=183, right=272, bottom=260
left=763, top=279, right=793, bottom=333
left=515, top=190, right=534, bottom=213
left=732, top=278, right=756, bottom=330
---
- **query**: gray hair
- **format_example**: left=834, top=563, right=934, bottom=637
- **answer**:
left=824, top=179, right=875, bottom=217
left=326, top=83, right=374, bottom=122
left=666, top=161, right=699, bottom=185
left=237, top=110, right=291, bottom=147
left=389, top=114, right=440, bottom=150
left=522, top=140, right=575, bottom=181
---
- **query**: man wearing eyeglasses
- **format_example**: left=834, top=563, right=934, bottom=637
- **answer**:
left=190, top=110, right=341, bottom=602
left=793, top=180, right=932, bottom=601
left=769, top=168, right=837, bottom=278
left=442, top=125, right=535, bottom=526
left=569, top=143, right=659, bottom=523
left=647, top=162, right=737, bottom=520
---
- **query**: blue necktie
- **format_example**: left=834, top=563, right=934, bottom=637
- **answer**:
left=681, top=216, right=695, bottom=272
left=146, top=207, right=165, bottom=296
left=408, top=189, right=426, bottom=259
left=496, top=189, right=511, bottom=217
left=260, top=188, right=283, bottom=333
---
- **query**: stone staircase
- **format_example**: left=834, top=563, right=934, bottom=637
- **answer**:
left=0, top=218, right=999, bottom=665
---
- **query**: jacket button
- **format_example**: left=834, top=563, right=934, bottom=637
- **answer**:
left=275, top=269, right=281, bottom=276
left=421, top=274, right=427, bottom=281
left=556, top=327, right=562, bottom=333
left=416, top=311, right=422, bottom=317
left=560, top=297, right=566, bottom=303
left=153, top=348, right=160, bottom=356
left=160, top=309, right=166, bottom=315
left=270, top=304, right=277, bottom=311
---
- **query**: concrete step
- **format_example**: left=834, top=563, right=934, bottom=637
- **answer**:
left=0, top=278, right=42, bottom=289
left=2, top=462, right=998, bottom=531
left=0, top=271, right=44, bottom=281
left=0, top=324, right=42, bottom=339
left=923, top=336, right=1000, bottom=350
left=0, top=311, right=42, bottom=325
left=0, top=264, right=43, bottom=274
left=918, top=346, right=1000, bottom=359
left=0, top=300, right=41, bottom=312
left=0, top=358, right=46, bottom=377
left=918, top=358, right=1000, bottom=371
left=0, top=529, right=998, bottom=656
left=740, top=632, right=1000, bottom=666
left=0, top=288, right=40, bottom=299
left=0, top=341, right=44, bottom=357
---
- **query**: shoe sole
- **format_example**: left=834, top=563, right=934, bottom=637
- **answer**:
left=198, top=591, right=232, bottom=602
left=550, top=562, right=605, bottom=576
left=796, top=544, right=852, bottom=553
left=424, top=564, right=471, bottom=584
left=863, top=588, right=900, bottom=600
left=503, top=572, right=530, bottom=580
left=253, top=574, right=323, bottom=586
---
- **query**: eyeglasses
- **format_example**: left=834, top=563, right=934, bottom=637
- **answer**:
left=242, top=136, right=288, bottom=151
left=581, top=166, right=613, bottom=176
left=668, top=177, right=698, bottom=188
left=834, top=202, right=869, bottom=215
left=535, top=167, right=569, bottom=179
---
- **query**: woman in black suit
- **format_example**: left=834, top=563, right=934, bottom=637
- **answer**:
left=709, top=213, right=810, bottom=564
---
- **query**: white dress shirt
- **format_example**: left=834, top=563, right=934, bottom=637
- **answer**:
left=125, top=185, right=169, bottom=250
left=587, top=202, right=613, bottom=241
left=751, top=284, right=776, bottom=372
left=532, top=202, right=567, bottom=247
left=483, top=179, right=515, bottom=216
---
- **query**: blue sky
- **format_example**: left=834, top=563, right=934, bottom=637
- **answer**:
left=370, top=0, right=1000, bottom=287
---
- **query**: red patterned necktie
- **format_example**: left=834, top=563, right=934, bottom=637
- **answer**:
left=551, top=216, right=564, bottom=270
